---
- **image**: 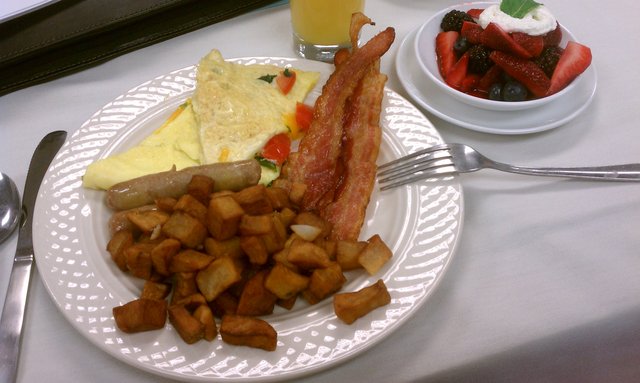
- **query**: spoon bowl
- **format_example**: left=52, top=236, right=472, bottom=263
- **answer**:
left=0, top=172, right=21, bottom=243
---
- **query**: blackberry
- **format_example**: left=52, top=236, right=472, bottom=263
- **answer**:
left=440, top=10, right=474, bottom=32
left=468, top=45, right=493, bottom=75
left=535, top=46, right=564, bottom=77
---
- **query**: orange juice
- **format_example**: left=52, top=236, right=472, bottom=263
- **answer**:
left=290, top=0, right=364, bottom=61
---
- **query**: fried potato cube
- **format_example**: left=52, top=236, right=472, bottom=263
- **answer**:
left=220, top=314, right=277, bottom=351
left=276, top=207, right=297, bottom=228
left=174, top=194, right=208, bottom=224
left=264, top=263, right=309, bottom=300
left=358, top=234, right=393, bottom=275
left=154, top=196, right=177, bottom=212
left=150, top=238, right=181, bottom=276
left=239, top=236, right=269, bottom=265
left=162, top=211, right=207, bottom=248
left=265, top=186, right=291, bottom=210
left=125, top=243, right=155, bottom=280
left=256, top=214, right=287, bottom=255
left=336, top=240, right=367, bottom=271
left=168, top=304, right=204, bottom=344
left=169, top=249, right=214, bottom=273
left=333, top=279, right=391, bottom=324
left=210, top=190, right=235, bottom=199
left=204, top=237, right=243, bottom=259
left=209, top=291, right=238, bottom=318
left=113, top=298, right=167, bottom=333
left=239, top=214, right=273, bottom=236
left=196, top=257, right=242, bottom=301
left=293, top=211, right=331, bottom=238
left=237, top=270, right=277, bottom=316
left=140, top=281, right=171, bottom=300
left=126, top=209, right=170, bottom=233
left=315, top=238, right=337, bottom=260
left=187, top=174, right=215, bottom=205
left=173, top=293, right=208, bottom=310
left=193, top=304, right=217, bottom=341
left=287, top=239, right=331, bottom=270
left=270, top=178, right=291, bottom=192
left=171, top=272, right=198, bottom=304
left=232, top=184, right=273, bottom=215
left=307, top=262, right=346, bottom=302
left=207, top=196, right=244, bottom=240
left=272, top=247, right=299, bottom=273
left=276, top=295, right=297, bottom=310
left=288, top=182, right=307, bottom=206
left=107, top=229, right=134, bottom=272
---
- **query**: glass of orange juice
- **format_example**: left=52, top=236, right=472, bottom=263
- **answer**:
left=290, top=0, right=365, bottom=62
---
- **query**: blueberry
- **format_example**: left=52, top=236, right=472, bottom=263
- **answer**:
left=502, top=81, right=528, bottom=102
left=453, top=37, right=470, bottom=57
left=488, top=83, right=502, bottom=101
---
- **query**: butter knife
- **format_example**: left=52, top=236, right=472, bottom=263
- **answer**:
left=0, top=130, right=67, bottom=382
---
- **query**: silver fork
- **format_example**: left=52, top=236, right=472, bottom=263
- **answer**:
left=378, top=143, right=640, bottom=190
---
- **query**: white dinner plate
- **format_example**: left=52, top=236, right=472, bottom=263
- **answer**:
left=396, top=28, right=598, bottom=135
left=33, top=57, right=463, bottom=382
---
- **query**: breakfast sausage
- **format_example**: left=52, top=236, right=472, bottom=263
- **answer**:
left=106, top=160, right=261, bottom=210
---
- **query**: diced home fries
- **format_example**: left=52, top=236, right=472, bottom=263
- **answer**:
left=110, top=173, right=393, bottom=350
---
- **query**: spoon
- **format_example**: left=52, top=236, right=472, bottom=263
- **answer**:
left=0, top=172, right=21, bottom=244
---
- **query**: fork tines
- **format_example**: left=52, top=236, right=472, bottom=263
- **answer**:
left=377, top=144, right=457, bottom=190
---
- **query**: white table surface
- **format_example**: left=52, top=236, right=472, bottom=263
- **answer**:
left=2, top=1, right=640, bottom=382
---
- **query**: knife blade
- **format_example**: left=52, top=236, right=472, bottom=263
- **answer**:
left=0, top=130, right=67, bottom=383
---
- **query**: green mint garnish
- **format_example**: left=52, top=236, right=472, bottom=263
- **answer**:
left=258, top=74, right=277, bottom=83
left=500, top=0, right=543, bottom=19
left=283, top=68, right=293, bottom=77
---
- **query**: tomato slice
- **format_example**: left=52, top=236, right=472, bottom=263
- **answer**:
left=276, top=69, right=296, bottom=95
left=295, top=102, right=314, bottom=133
left=261, top=133, right=291, bottom=165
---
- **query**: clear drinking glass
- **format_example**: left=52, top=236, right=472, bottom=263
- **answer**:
left=290, top=0, right=365, bottom=62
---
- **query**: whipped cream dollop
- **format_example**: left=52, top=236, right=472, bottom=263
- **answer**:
left=478, top=4, right=557, bottom=36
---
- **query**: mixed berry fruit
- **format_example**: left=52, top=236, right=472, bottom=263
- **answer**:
left=435, top=8, right=592, bottom=102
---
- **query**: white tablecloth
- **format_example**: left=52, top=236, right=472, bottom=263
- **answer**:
left=1, top=1, right=640, bottom=382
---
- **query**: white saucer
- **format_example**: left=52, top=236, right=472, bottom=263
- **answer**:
left=395, top=28, right=598, bottom=135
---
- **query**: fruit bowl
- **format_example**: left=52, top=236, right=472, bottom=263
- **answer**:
left=414, top=2, right=587, bottom=112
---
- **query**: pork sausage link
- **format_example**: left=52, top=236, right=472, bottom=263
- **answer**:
left=106, top=160, right=261, bottom=210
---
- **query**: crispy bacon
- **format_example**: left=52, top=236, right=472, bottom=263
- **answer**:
left=321, top=65, right=387, bottom=241
left=284, top=25, right=395, bottom=211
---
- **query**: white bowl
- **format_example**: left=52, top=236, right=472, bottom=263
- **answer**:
left=414, top=1, right=582, bottom=111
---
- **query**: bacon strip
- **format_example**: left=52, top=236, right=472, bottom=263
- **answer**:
left=284, top=26, right=395, bottom=211
left=321, top=65, right=387, bottom=241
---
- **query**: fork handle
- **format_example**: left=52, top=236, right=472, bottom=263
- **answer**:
left=490, top=162, right=640, bottom=181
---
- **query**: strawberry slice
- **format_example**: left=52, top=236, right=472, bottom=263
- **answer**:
left=476, top=64, right=503, bottom=93
left=461, top=21, right=483, bottom=44
left=543, top=23, right=563, bottom=47
left=436, top=31, right=459, bottom=78
left=466, top=8, right=484, bottom=19
left=490, top=51, right=550, bottom=97
left=511, top=32, right=544, bottom=57
left=547, top=41, right=592, bottom=95
left=461, top=73, right=481, bottom=93
left=481, top=22, right=532, bottom=59
left=445, top=52, right=470, bottom=91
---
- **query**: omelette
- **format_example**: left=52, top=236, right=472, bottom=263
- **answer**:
left=83, top=49, right=320, bottom=190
